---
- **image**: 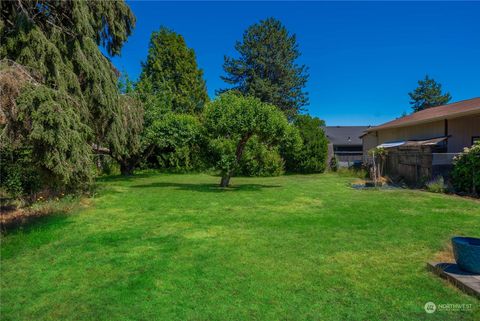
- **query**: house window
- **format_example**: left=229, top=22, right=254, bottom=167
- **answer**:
left=473, top=136, right=480, bottom=145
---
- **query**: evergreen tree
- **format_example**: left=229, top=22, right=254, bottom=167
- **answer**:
left=408, top=75, right=451, bottom=112
left=138, top=27, right=208, bottom=114
left=220, top=18, right=309, bottom=118
left=134, top=27, right=208, bottom=171
left=0, top=61, right=93, bottom=194
left=0, top=0, right=136, bottom=195
left=108, top=94, right=144, bottom=176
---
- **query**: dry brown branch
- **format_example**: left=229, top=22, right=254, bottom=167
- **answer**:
left=92, top=143, right=111, bottom=155
left=0, top=59, right=42, bottom=142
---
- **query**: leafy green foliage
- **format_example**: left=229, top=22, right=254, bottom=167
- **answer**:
left=203, top=93, right=290, bottom=186
left=451, top=141, right=480, bottom=195
left=138, top=27, right=208, bottom=114
left=221, top=18, right=309, bottom=118
left=0, top=62, right=93, bottom=196
left=282, top=115, right=328, bottom=173
left=408, top=75, right=451, bottom=112
left=0, top=1, right=134, bottom=56
left=238, top=137, right=285, bottom=177
left=144, top=112, right=203, bottom=171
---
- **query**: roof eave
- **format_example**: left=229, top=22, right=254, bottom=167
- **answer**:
left=364, top=108, right=480, bottom=133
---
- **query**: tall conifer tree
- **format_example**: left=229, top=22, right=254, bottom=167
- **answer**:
left=408, top=75, right=451, bottom=112
left=0, top=0, right=137, bottom=193
left=220, top=18, right=309, bottom=118
left=138, top=27, right=208, bottom=114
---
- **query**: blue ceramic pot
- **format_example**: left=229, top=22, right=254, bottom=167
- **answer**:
left=451, top=237, right=480, bottom=274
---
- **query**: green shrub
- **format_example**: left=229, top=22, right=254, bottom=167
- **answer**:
left=0, top=147, right=42, bottom=199
left=96, top=155, right=120, bottom=176
left=451, top=141, right=480, bottom=195
left=144, top=112, right=204, bottom=171
left=426, top=176, right=445, bottom=193
left=282, top=115, right=328, bottom=173
left=4, top=169, right=23, bottom=198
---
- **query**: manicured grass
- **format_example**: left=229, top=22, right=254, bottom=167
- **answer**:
left=1, top=173, right=479, bottom=320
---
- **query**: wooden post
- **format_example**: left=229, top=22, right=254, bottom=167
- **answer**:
left=473, top=166, right=476, bottom=195
left=415, top=153, right=418, bottom=183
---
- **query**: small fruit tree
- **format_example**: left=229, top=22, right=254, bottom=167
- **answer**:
left=203, top=93, right=290, bottom=187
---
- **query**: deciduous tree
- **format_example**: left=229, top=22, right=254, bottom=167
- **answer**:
left=203, top=93, right=290, bottom=187
left=143, top=112, right=202, bottom=171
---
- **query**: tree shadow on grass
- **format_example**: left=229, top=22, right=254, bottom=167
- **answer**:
left=1, top=213, right=74, bottom=261
left=1, top=211, right=73, bottom=236
left=96, top=172, right=159, bottom=183
left=130, top=182, right=282, bottom=193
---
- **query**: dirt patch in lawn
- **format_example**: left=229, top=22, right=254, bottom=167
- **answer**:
left=1, top=207, right=48, bottom=230
left=433, top=243, right=455, bottom=263
left=1, top=197, right=85, bottom=232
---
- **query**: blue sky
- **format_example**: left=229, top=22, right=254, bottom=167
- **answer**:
left=109, top=1, right=480, bottom=126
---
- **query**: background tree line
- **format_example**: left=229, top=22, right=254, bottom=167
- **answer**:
left=0, top=0, right=465, bottom=200
left=0, top=1, right=329, bottom=201
left=115, top=19, right=329, bottom=186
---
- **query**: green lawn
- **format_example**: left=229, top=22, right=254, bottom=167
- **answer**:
left=1, top=173, right=479, bottom=320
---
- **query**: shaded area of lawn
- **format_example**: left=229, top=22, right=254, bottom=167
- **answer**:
left=1, top=173, right=479, bottom=320
left=131, top=181, right=281, bottom=192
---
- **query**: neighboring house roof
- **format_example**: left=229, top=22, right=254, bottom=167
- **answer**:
left=323, top=126, right=370, bottom=146
left=363, top=97, right=480, bottom=134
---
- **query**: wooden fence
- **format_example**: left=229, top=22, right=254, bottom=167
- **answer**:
left=374, top=148, right=460, bottom=185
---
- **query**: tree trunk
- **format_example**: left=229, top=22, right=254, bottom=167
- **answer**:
left=120, top=161, right=134, bottom=176
left=235, top=133, right=251, bottom=163
left=218, top=133, right=252, bottom=188
left=220, top=174, right=231, bottom=188
left=96, top=155, right=102, bottom=171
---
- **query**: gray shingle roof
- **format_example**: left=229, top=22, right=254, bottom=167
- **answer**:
left=323, top=126, right=370, bottom=146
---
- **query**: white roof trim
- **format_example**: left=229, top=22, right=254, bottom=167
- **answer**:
left=377, top=141, right=405, bottom=148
